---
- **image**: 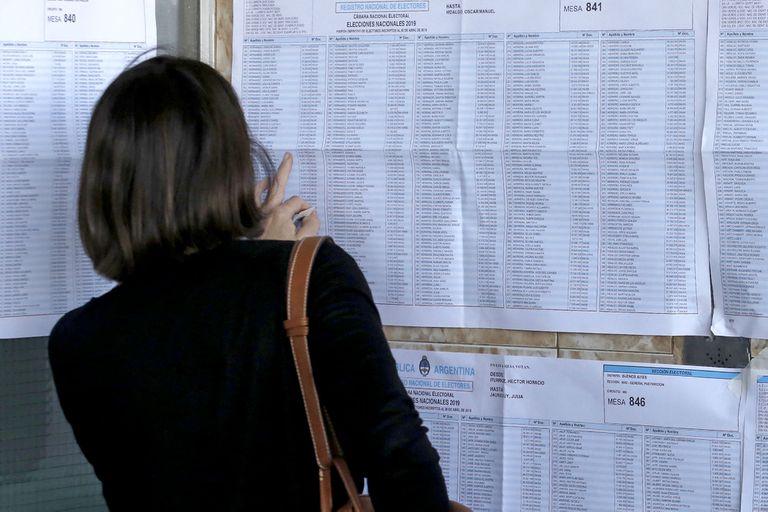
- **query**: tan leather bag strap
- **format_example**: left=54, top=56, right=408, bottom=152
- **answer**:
left=284, top=237, right=365, bottom=512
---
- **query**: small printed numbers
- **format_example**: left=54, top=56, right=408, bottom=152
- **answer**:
left=586, top=2, right=602, bottom=11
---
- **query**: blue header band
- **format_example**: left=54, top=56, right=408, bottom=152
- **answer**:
left=604, top=365, right=739, bottom=380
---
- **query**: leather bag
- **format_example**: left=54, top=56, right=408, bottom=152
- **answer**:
left=284, top=236, right=471, bottom=512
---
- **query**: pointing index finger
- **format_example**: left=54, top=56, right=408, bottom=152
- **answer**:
left=265, top=152, right=292, bottom=210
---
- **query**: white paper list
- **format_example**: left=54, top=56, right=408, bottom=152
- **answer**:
left=704, top=0, right=768, bottom=337
left=233, top=0, right=712, bottom=335
left=0, top=0, right=157, bottom=338
left=392, top=349, right=743, bottom=512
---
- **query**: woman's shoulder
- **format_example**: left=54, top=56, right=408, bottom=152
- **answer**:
left=48, top=300, right=95, bottom=367
left=305, top=238, right=370, bottom=292
left=238, top=238, right=371, bottom=302
left=235, top=238, right=363, bottom=280
left=48, top=239, right=368, bottom=354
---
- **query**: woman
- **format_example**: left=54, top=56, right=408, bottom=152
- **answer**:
left=48, top=56, right=449, bottom=510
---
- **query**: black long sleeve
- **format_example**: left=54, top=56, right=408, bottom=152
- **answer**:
left=307, top=242, right=449, bottom=510
left=49, top=239, right=448, bottom=511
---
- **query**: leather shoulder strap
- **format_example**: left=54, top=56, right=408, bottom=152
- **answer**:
left=284, top=236, right=366, bottom=512
left=283, top=237, right=335, bottom=510
left=284, top=236, right=331, bottom=466
left=285, top=236, right=327, bottom=340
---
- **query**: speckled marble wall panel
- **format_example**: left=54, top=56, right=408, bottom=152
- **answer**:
left=385, top=327, right=681, bottom=362
left=215, top=0, right=233, bottom=80
left=389, top=341, right=557, bottom=358
left=752, top=339, right=768, bottom=358
left=383, top=326, right=556, bottom=347
left=558, top=349, right=677, bottom=364
left=558, top=333, right=673, bottom=353
left=672, top=337, right=686, bottom=362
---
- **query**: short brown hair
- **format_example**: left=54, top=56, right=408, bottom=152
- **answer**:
left=79, top=56, right=271, bottom=281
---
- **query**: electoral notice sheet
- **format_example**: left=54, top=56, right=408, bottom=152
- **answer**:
left=392, top=348, right=744, bottom=511
left=232, top=0, right=712, bottom=335
left=703, top=0, right=768, bottom=337
left=0, top=0, right=156, bottom=338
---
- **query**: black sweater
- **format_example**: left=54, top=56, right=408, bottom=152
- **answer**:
left=49, top=239, right=448, bottom=511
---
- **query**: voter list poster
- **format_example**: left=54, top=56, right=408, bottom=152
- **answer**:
left=233, top=0, right=713, bottom=336
left=392, top=348, right=744, bottom=511
left=0, top=0, right=157, bottom=338
left=703, top=0, right=768, bottom=338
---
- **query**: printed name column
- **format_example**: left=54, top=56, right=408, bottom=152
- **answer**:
left=643, top=428, right=740, bottom=511
left=413, top=35, right=463, bottom=306
left=598, top=32, right=669, bottom=313
left=713, top=29, right=768, bottom=319
left=324, top=36, right=388, bottom=299
left=550, top=422, right=621, bottom=511
left=0, top=43, right=76, bottom=319
left=503, top=33, right=586, bottom=311
left=458, top=417, right=503, bottom=510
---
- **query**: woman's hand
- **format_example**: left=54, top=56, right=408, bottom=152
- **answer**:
left=256, top=153, right=320, bottom=241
